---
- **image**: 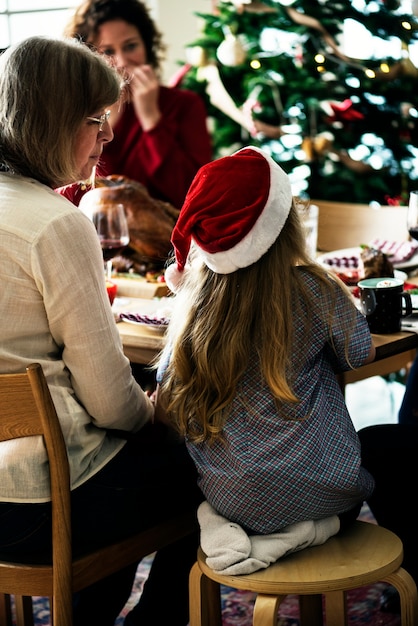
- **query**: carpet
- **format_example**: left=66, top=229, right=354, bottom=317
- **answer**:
left=114, top=557, right=401, bottom=626
left=13, top=506, right=402, bottom=625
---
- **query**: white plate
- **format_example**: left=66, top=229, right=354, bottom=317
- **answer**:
left=317, top=247, right=408, bottom=282
left=393, top=250, right=418, bottom=270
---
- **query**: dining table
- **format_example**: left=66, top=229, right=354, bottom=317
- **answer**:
left=337, top=331, right=418, bottom=390
left=113, top=294, right=169, bottom=365
left=114, top=294, right=418, bottom=394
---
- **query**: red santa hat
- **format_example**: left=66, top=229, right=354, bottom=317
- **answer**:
left=165, top=146, right=293, bottom=291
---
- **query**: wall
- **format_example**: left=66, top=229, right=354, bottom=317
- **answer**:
left=0, top=1, right=210, bottom=82
left=153, top=0, right=210, bottom=83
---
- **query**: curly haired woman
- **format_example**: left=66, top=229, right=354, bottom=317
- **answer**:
left=61, top=0, right=212, bottom=209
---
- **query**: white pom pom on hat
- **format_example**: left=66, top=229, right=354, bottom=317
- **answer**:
left=165, top=146, right=292, bottom=291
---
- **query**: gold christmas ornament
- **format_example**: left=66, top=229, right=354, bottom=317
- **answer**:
left=301, top=137, right=314, bottom=161
left=217, top=33, right=247, bottom=66
left=314, top=134, right=333, bottom=154
left=185, top=46, right=209, bottom=68
left=302, top=134, right=333, bottom=160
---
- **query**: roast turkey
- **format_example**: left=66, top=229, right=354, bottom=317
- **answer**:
left=82, top=175, right=180, bottom=273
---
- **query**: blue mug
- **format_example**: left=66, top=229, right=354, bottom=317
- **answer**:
left=358, top=277, right=412, bottom=334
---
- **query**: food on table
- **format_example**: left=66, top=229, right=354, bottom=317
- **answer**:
left=92, top=175, right=179, bottom=275
left=119, top=312, right=170, bottom=327
left=118, top=299, right=173, bottom=329
left=359, top=245, right=394, bottom=279
left=321, top=246, right=394, bottom=285
left=145, top=270, right=166, bottom=283
left=320, top=252, right=361, bottom=285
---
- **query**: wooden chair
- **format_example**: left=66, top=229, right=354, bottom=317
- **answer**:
left=0, top=363, right=197, bottom=626
left=189, top=520, right=418, bottom=626
left=314, top=200, right=409, bottom=252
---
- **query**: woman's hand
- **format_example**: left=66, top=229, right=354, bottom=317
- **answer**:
left=108, top=64, right=161, bottom=131
left=128, top=64, right=161, bottom=131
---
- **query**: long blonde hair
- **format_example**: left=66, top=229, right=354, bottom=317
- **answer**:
left=159, top=200, right=357, bottom=445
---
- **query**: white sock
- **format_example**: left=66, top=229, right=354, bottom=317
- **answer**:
left=197, top=501, right=251, bottom=571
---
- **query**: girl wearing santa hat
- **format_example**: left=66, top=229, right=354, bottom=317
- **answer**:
left=154, top=146, right=376, bottom=559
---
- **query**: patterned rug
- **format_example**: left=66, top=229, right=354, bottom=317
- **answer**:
left=114, top=557, right=401, bottom=626
left=18, top=561, right=402, bottom=626
left=14, top=506, right=402, bottom=625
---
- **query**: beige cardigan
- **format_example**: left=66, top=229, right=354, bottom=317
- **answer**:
left=0, top=173, right=153, bottom=502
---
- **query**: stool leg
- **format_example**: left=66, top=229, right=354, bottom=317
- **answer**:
left=323, top=591, right=348, bottom=626
left=299, top=595, right=324, bottom=626
left=252, top=594, right=282, bottom=626
left=384, top=568, right=418, bottom=626
left=189, top=562, right=222, bottom=626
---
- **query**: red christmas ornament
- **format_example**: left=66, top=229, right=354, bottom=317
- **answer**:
left=328, top=99, right=365, bottom=123
left=384, top=195, right=403, bottom=206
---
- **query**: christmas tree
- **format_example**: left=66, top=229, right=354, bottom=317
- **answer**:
left=174, top=0, right=418, bottom=205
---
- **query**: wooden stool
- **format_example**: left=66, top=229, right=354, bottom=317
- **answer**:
left=189, top=520, right=418, bottom=626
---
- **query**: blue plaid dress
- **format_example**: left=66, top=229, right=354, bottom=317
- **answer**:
left=158, top=270, right=375, bottom=534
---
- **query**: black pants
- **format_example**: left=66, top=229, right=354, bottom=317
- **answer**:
left=398, top=355, right=418, bottom=424
left=359, top=423, right=418, bottom=585
left=0, top=423, right=203, bottom=626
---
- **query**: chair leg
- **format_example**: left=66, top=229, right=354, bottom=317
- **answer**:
left=14, top=596, right=34, bottom=626
left=253, top=594, right=283, bottom=626
left=189, top=562, right=222, bottom=626
left=0, top=594, right=13, bottom=626
left=299, top=594, right=324, bottom=626
left=384, top=568, right=418, bottom=626
left=323, top=590, right=348, bottom=626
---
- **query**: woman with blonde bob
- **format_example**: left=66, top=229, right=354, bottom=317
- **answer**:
left=0, top=36, right=202, bottom=626
left=0, top=37, right=121, bottom=186
left=155, top=147, right=376, bottom=568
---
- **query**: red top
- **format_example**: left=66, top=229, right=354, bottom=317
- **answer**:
left=58, top=86, right=213, bottom=209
